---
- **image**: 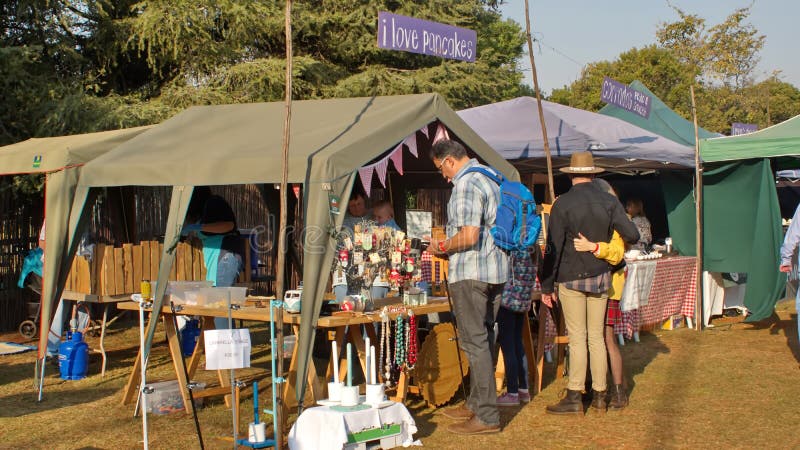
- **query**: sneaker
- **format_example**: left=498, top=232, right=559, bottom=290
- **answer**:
left=496, top=392, right=520, bottom=406
left=518, top=390, right=531, bottom=403
left=442, top=403, right=475, bottom=420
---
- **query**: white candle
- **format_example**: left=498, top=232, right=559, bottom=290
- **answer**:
left=346, top=343, right=353, bottom=387
left=364, top=337, right=371, bottom=384
left=370, top=345, right=376, bottom=385
left=332, top=341, right=339, bottom=383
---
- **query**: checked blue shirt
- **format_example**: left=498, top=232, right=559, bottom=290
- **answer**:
left=446, top=159, right=509, bottom=284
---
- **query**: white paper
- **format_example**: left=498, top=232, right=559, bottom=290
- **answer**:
left=204, top=329, right=251, bottom=370
left=405, top=210, right=432, bottom=240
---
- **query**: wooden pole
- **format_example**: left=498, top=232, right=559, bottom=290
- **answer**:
left=524, top=0, right=555, bottom=202
left=276, top=0, right=293, bottom=446
left=690, top=85, right=703, bottom=331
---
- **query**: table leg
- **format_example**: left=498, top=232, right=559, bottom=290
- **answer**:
left=122, top=348, right=142, bottom=405
left=685, top=317, right=694, bottom=329
left=521, top=313, right=536, bottom=392
left=494, top=350, right=506, bottom=392
left=163, top=314, right=193, bottom=413
left=283, top=324, right=321, bottom=408
left=534, top=302, right=547, bottom=394
left=100, top=304, right=109, bottom=377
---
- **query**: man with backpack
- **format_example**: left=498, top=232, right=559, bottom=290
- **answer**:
left=428, top=139, right=508, bottom=435
left=539, top=151, right=639, bottom=415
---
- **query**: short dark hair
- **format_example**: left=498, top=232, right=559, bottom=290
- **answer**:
left=430, top=139, right=467, bottom=161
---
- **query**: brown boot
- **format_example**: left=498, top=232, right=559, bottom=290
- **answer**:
left=545, top=389, right=583, bottom=415
left=442, top=403, right=474, bottom=421
left=447, top=416, right=501, bottom=435
left=608, top=384, right=628, bottom=410
left=591, top=390, right=607, bottom=412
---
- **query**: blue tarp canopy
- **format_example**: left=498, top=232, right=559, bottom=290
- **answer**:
left=458, top=97, right=696, bottom=171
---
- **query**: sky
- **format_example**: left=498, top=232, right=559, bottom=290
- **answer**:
left=500, top=0, right=800, bottom=95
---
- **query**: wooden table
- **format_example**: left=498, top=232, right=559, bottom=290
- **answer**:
left=61, top=291, right=133, bottom=377
left=117, top=298, right=452, bottom=412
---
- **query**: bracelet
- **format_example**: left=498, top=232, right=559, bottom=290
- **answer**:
left=593, top=243, right=599, bottom=253
left=438, top=240, right=447, bottom=253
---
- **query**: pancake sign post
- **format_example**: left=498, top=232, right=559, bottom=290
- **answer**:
left=377, top=11, right=476, bottom=62
left=600, top=76, right=651, bottom=119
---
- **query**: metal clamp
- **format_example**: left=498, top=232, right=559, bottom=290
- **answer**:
left=230, top=304, right=241, bottom=311
left=270, top=300, right=284, bottom=308
left=172, top=304, right=184, bottom=313
left=234, top=380, right=247, bottom=388
left=186, top=381, right=201, bottom=391
left=142, top=386, right=155, bottom=394
left=273, top=376, right=286, bottom=384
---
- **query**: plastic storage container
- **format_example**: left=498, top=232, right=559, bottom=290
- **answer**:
left=144, top=380, right=206, bottom=415
left=167, top=281, right=213, bottom=304
left=194, top=286, right=248, bottom=308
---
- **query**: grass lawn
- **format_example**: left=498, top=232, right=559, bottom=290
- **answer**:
left=1, top=298, right=799, bottom=449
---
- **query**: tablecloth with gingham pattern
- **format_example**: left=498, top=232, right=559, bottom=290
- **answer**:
left=618, top=256, right=697, bottom=338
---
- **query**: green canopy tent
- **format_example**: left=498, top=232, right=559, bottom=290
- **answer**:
left=0, top=126, right=152, bottom=397
left=599, top=80, right=720, bottom=147
left=66, top=93, right=518, bottom=405
left=696, top=116, right=800, bottom=321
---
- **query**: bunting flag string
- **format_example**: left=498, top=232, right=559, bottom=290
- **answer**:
left=433, top=123, right=450, bottom=144
left=389, top=144, right=404, bottom=175
left=375, top=158, right=389, bottom=188
left=358, top=165, right=374, bottom=197
left=356, top=121, right=441, bottom=192
left=404, top=135, right=418, bottom=158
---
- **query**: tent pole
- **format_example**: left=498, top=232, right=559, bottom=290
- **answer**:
left=274, top=0, right=293, bottom=447
left=690, top=85, right=704, bottom=331
left=523, top=0, right=555, bottom=202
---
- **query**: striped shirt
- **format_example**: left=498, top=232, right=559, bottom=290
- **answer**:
left=446, top=159, right=509, bottom=284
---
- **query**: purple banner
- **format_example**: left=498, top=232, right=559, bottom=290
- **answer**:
left=731, top=122, right=758, bottom=135
left=600, top=77, right=651, bottom=119
left=377, top=12, right=476, bottom=63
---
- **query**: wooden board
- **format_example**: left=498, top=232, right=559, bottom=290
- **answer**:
left=113, top=247, right=124, bottom=296
left=149, top=241, right=159, bottom=281
left=103, top=245, right=115, bottom=296
left=176, top=242, right=187, bottom=281
left=141, top=241, right=151, bottom=283
left=75, top=257, right=91, bottom=294
left=123, top=244, right=134, bottom=293
left=133, top=244, right=143, bottom=291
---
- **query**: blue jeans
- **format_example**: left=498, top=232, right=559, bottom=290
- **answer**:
left=214, top=251, right=243, bottom=330
left=497, top=306, right=528, bottom=393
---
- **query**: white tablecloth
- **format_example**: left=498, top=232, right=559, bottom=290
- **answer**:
left=620, top=260, right=657, bottom=311
left=288, top=402, right=417, bottom=450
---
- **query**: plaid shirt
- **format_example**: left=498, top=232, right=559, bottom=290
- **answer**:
left=446, top=159, right=509, bottom=284
left=561, top=271, right=610, bottom=294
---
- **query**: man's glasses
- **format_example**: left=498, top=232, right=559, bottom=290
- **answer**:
left=435, top=157, right=449, bottom=173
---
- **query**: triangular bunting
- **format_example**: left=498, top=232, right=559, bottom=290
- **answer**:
left=405, top=135, right=418, bottom=158
left=375, top=158, right=389, bottom=188
left=433, top=123, right=450, bottom=144
left=420, top=125, right=430, bottom=138
left=358, top=165, right=374, bottom=197
left=390, top=145, right=404, bottom=175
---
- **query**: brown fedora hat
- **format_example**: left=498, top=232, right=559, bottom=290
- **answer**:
left=559, top=151, right=604, bottom=174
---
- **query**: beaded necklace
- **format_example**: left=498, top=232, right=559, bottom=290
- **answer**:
left=407, top=311, right=417, bottom=369
left=394, top=314, right=406, bottom=369
left=381, top=309, right=392, bottom=386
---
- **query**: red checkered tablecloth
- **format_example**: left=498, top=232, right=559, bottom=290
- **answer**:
left=620, top=256, right=697, bottom=337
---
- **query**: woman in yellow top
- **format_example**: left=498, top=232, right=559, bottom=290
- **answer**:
left=573, top=178, right=628, bottom=410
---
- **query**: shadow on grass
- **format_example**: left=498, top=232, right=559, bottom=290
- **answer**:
left=0, top=387, right=117, bottom=417
left=743, top=311, right=800, bottom=363
left=623, top=330, right=671, bottom=398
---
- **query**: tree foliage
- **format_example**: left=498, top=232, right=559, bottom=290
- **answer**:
left=548, top=5, right=798, bottom=135
left=1, top=0, right=531, bottom=151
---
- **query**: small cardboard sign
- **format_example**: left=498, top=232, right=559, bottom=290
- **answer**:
left=204, top=329, right=251, bottom=370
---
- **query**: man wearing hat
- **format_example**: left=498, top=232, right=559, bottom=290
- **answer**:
left=540, top=151, right=639, bottom=414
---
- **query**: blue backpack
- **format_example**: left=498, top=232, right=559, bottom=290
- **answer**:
left=464, top=167, right=542, bottom=252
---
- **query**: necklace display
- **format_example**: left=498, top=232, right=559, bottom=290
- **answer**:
left=381, top=308, right=392, bottom=386
left=394, top=315, right=406, bottom=369
left=407, top=311, right=417, bottom=369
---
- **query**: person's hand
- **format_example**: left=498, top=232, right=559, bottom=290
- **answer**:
left=573, top=233, right=596, bottom=252
left=541, top=292, right=557, bottom=308
left=779, top=264, right=792, bottom=273
left=428, top=237, right=447, bottom=256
